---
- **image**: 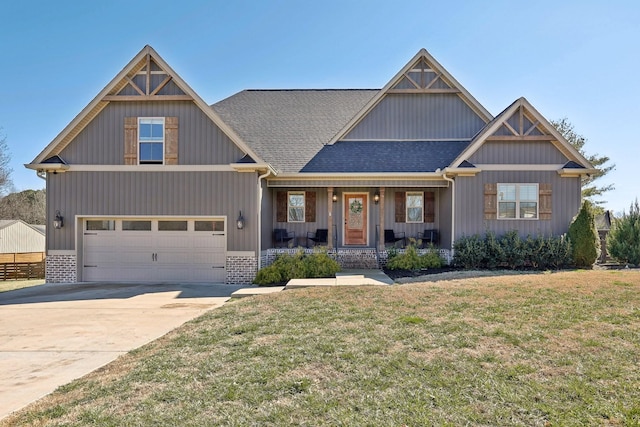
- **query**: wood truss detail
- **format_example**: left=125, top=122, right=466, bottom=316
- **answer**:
left=389, top=58, right=460, bottom=94
left=487, top=105, right=548, bottom=141
left=104, top=54, right=192, bottom=101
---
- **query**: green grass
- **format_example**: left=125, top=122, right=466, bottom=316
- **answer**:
left=0, top=279, right=44, bottom=293
left=3, top=270, right=640, bottom=426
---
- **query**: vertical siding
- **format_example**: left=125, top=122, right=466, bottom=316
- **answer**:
left=438, top=187, right=453, bottom=249
left=59, top=102, right=245, bottom=164
left=454, top=172, right=581, bottom=239
left=468, top=141, right=568, bottom=164
left=270, top=188, right=331, bottom=247
left=344, top=94, right=486, bottom=140
left=47, top=171, right=258, bottom=252
left=261, top=179, right=273, bottom=251
left=382, top=188, right=442, bottom=246
left=0, top=222, right=45, bottom=253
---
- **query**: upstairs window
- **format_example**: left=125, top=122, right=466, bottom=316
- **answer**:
left=138, top=118, right=164, bottom=164
left=498, top=184, right=538, bottom=219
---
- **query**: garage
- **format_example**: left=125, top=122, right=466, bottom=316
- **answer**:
left=82, top=218, right=226, bottom=283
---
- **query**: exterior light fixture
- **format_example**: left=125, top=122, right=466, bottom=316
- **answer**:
left=236, top=211, right=245, bottom=229
left=53, top=211, right=64, bottom=229
left=332, top=194, right=338, bottom=203
left=374, top=192, right=380, bottom=204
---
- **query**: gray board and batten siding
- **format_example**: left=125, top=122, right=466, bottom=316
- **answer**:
left=58, top=101, right=246, bottom=165
left=343, top=94, right=488, bottom=140
left=454, top=171, right=581, bottom=239
left=46, top=171, right=258, bottom=252
left=467, top=141, right=569, bottom=165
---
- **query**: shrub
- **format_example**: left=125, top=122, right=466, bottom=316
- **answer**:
left=453, top=235, right=485, bottom=269
left=386, top=245, right=443, bottom=270
left=253, top=248, right=340, bottom=285
left=545, top=234, right=572, bottom=269
left=500, top=231, right=526, bottom=270
left=608, top=199, right=640, bottom=266
left=483, top=230, right=504, bottom=269
left=568, top=200, right=600, bottom=267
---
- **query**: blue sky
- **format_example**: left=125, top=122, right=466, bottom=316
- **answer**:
left=1, top=0, right=638, bottom=214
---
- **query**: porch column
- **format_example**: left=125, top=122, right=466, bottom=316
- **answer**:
left=327, top=187, right=334, bottom=249
left=378, top=187, right=385, bottom=251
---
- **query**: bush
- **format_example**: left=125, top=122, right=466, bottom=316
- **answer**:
left=453, top=232, right=572, bottom=270
left=253, top=248, right=340, bottom=285
left=568, top=200, right=600, bottom=268
left=386, top=244, right=443, bottom=270
left=608, top=199, right=640, bottom=266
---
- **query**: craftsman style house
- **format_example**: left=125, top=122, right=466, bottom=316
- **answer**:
left=26, top=45, right=594, bottom=284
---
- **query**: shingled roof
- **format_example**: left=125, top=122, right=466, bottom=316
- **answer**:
left=302, top=140, right=470, bottom=173
left=212, top=89, right=378, bottom=173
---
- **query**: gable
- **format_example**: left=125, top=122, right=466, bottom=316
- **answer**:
left=451, top=97, right=595, bottom=172
left=330, top=48, right=492, bottom=144
left=28, top=45, right=263, bottom=170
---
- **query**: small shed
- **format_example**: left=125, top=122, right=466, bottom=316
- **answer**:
left=0, top=220, right=45, bottom=279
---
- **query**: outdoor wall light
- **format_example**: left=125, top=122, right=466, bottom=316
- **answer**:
left=53, top=211, right=64, bottom=229
left=236, top=211, right=245, bottom=230
left=374, top=192, right=380, bottom=204
left=332, top=194, right=338, bottom=203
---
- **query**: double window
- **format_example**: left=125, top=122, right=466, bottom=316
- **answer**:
left=138, top=118, right=164, bottom=164
left=288, top=192, right=305, bottom=222
left=498, top=184, right=538, bottom=219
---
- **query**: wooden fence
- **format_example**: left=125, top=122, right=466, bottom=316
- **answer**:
left=0, top=253, right=46, bottom=280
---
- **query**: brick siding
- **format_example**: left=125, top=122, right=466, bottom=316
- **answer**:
left=46, top=254, right=77, bottom=283
left=226, top=254, right=257, bottom=285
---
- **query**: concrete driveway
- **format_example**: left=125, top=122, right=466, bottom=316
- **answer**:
left=0, top=281, right=249, bottom=420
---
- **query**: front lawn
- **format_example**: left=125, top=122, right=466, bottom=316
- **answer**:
left=3, top=270, right=640, bottom=426
left=0, top=279, right=45, bottom=293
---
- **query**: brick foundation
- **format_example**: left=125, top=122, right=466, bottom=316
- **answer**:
left=46, top=254, right=77, bottom=283
left=226, top=254, right=258, bottom=285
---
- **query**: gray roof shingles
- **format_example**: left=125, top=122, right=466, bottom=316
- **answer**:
left=212, top=89, right=378, bottom=173
left=301, top=141, right=470, bottom=173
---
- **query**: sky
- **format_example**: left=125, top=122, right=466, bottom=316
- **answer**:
left=1, top=0, right=638, bottom=214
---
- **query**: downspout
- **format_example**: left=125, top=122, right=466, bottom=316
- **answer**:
left=442, top=172, right=455, bottom=251
left=37, top=170, right=46, bottom=180
left=257, top=168, right=272, bottom=269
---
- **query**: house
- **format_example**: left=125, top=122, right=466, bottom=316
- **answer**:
left=26, top=45, right=595, bottom=284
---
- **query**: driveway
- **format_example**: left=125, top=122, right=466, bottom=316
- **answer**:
left=0, top=281, right=248, bottom=420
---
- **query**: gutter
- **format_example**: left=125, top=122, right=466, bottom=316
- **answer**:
left=257, top=168, right=273, bottom=269
left=441, top=170, right=456, bottom=249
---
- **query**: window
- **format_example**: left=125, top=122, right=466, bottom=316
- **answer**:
left=195, top=220, right=225, bottom=232
left=406, top=192, right=424, bottom=223
left=138, top=118, right=164, bottom=164
left=122, top=220, right=152, bottom=231
left=86, top=220, right=115, bottom=231
left=158, top=220, right=188, bottom=231
left=498, top=184, right=538, bottom=219
left=288, top=192, right=305, bottom=222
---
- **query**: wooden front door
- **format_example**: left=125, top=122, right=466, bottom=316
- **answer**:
left=344, top=193, right=368, bottom=245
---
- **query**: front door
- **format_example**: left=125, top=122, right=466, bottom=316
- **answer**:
left=344, top=193, right=368, bottom=245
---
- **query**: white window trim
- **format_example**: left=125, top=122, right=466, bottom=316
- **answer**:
left=138, top=117, right=165, bottom=165
left=406, top=191, right=424, bottom=223
left=288, top=191, right=305, bottom=223
left=497, top=183, right=539, bottom=220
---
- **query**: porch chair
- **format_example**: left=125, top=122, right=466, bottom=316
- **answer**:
left=306, top=229, right=328, bottom=248
left=418, top=229, right=439, bottom=248
left=273, top=228, right=296, bottom=248
left=384, top=229, right=406, bottom=248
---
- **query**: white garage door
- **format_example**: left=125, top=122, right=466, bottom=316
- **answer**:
left=83, top=218, right=226, bottom=283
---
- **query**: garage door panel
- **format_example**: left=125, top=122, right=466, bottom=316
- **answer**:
left=83, top=218, right=227, bottom=283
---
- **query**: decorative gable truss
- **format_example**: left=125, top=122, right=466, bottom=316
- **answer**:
left=388, top=57, right=460, bottom=94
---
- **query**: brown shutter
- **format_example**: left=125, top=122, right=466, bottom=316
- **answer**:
left=276, top=191, right=288, bottom=222
left=395, top=191, right=406, bottom=223
left=539, top=183, right=552, bottom=220
left=124, top=117, right=137, bottom=165
left=484, top=183, right=497, bottom=219
left=424, top=191, right=435, bottom=223
left=165, top=117, right=178, bottom=165
left=305, top=191, right=316, bottom=222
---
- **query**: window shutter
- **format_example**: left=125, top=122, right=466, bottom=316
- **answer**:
left=165, top=117, right=178, bottom=165
left=124, top=117, right=137, bottom=165
left=424, top=191, right=435, bottom=223
left=395, top=191, right=406, bottom=223
left=305, top=191, right=316, bottom=222
left=484, top=183, right=497, bottom=219
left=539, top=183, right=552, bottom=220
left=276, top=191, right=288, bottom=222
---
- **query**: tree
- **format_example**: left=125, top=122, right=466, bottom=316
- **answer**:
left=0, top=189, right=46, bottom=224
left=607, top=199, right=640, bottom=266
left=551, top=118, right=614, bottom=206
left=568, top=200, right=600, bottom=268
left=0, top=128, right=13, bottom=196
